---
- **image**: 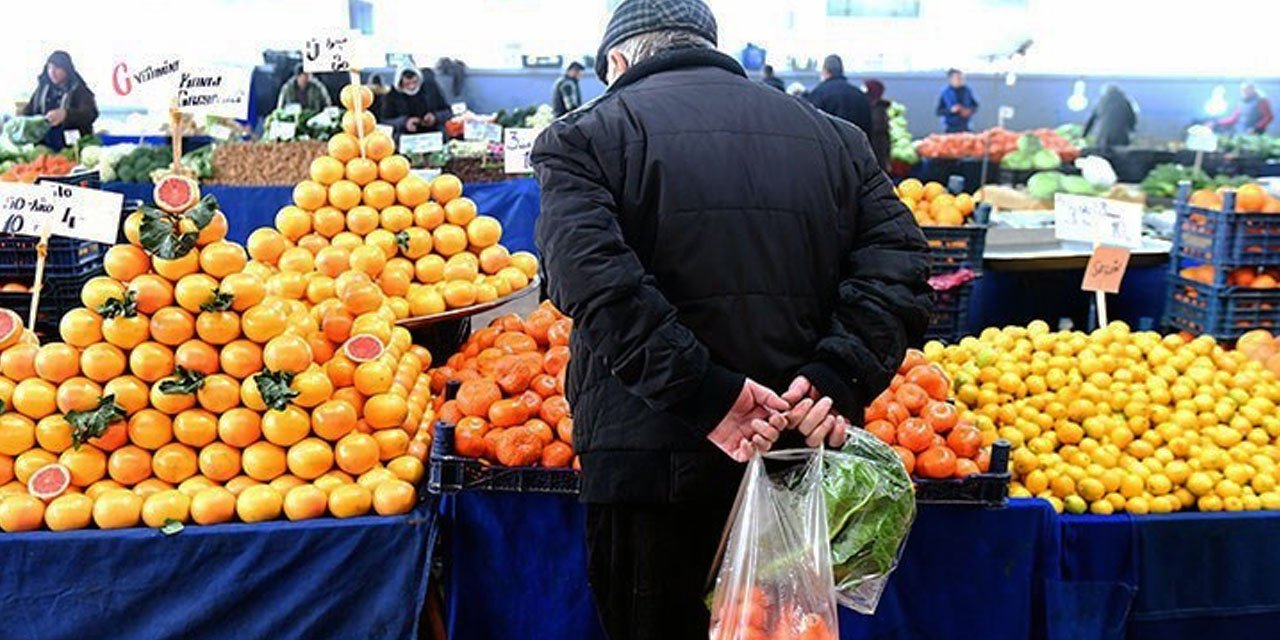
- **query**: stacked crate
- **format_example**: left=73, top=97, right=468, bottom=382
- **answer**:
left=922, top=225, right=987, bottom=343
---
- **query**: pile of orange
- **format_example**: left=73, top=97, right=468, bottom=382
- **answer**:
left=895, top=178, right=976, bottom=227
left=1179, top=264, right=1280, bottom=289
left=1237, top=329, right=1280, bottom=377
left=429, top=302, right=576, bottom=469
left=0, top=83, right=453, bottom=533
left=1188, top=184, right=1280, bottom=213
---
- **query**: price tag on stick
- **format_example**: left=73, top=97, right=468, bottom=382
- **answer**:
left=1082, top=246, right=1131, bottom=294
left=302, top=31, right=355, bottom=73
left=503, top=128, right=538, bottom=174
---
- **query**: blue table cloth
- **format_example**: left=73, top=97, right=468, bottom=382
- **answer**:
left=439, top=494, right=1280, bottom=640
left=101, top=178, right=543, bottom=255
left=0, top=501, right=437, bottom=640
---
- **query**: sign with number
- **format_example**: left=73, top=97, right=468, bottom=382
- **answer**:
left=302, top=31, right=355, bottom=73
left=1054, top=194, right=1144, bottom=248
left=174, top=66, right=251, bottom=119
left=1185, top=124, right=1218, bottom=153
left=110, top=55, right=182, bottom=110
left=504, top=128, right=539, bottom=174
left=399, top=133, right=444, bottom=154
left=464, top=121, right=503, bottom=143
left=1081, top=246, right=1131, bottom=294
left=0, top=182, right=123, bottom=244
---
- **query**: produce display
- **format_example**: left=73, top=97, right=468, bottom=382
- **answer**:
left=1025, top=170, right=1104, bottom=199
left=1218, top=134, right=1280, bottom=159
left=262, top=108, right=343, bottom=142
left=998, top=133, right=1066, bottom=171
left=1139, top=163, right=1253, bottom=200
left=210, top=141, right=326, bottom=186
left=112, top=145, right=177, bottom=184
left=887, top=102, right=917, bottom=166
left=894, top=178, right=977, bottom=227
left=1179, top=265, right=1280, bottom=288
left=429, top=303, right=575, bottom=468
left=0, top=154, right=75, bottom=183
left=0, top=85, right=540, bottom=532
left=863, top=351, right=991, bottom=479
left=1182, top=183, right=1280, bottom=213
left=927, top=321, right=1280, bottom=514
left=915, top=127, right=1080, bottom=163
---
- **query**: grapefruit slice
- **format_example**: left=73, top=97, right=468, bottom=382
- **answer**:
left=27, top=463, right=71, bottom=500
left=153, top=174, right=200, bottom=213
left=344, top=334, right=385, bottom=363
left=0, top=308, right=23, bottom=350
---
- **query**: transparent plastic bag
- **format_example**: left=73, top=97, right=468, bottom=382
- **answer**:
left=708, top=450, right=839, bottom=640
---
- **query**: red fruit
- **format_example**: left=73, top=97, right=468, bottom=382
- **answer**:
left=894, top=383, right=929, bottom=415
left=884, top=401, right=909, bottom=425
left=154, top=174, right=199, bottom=213
left=27, top=463, right=71, bottom=499
left=865, top=419, right=896, bottom=445
left=954, top=458, right=980, bottom=478
left=916, top=446, right=957, bottom=479
left=892, top=446, right=915, bottom=475
left=946, top=425, right=983, bottom=459
left=922, top=401, right=958, bottom=433
left=896, top=418, right=933, bottom=453
left=975, top=447, right=992, bottom=472
left=864, top=393, right=890, bottom=423
left=889, top=374, right=905, bottom=391
left=343, top=334, right=385, bottom=363
left=906, top=364, right=951, bottom=401
left=899, top=348, right=926, bottom=375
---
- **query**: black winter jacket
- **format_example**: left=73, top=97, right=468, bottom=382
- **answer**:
left=532, top=48, right=931, bottom=504
left=806, top=76, right=872, bottom=134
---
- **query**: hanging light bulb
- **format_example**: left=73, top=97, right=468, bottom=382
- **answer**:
left=1205, top=85, right=1229, bottom=117
left=1067, top=79, right=1088, bottom=112
left=1005, top=71, right=1017, bottom=87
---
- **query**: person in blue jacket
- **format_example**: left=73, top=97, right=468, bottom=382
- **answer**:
left=936, top=68, right=978, bottom=132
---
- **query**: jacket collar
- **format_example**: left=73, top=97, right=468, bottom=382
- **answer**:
left=607, top=48, right=745, bottom=94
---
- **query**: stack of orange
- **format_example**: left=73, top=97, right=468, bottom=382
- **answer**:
left=428, top=302, right=576, bottom=469
left=895, top=178, right=975, bottom=227
left=0, top=84, right=456, bottom=534
left=1237, top=329, right=1280, bottom=376
left=1187, top=184, right=1280, bottom=213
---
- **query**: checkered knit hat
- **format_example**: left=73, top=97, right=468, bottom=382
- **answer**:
left=595, top=0, right=718, bottom=80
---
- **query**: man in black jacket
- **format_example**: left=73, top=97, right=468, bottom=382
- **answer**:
left=806, top=54, right=872, bottom=133
left=532, top=1, right=931, bottom=638
left=552, top=62, right=585, bottom=116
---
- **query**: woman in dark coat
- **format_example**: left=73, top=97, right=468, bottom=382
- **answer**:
left=1085, top=84, right=1138, bottom=150
left=23, top=50, right=98, bottom=150
left=865, top=79, right=892, bottom=172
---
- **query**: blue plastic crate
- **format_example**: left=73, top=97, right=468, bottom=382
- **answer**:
left=0, top=235, right=106, bottom=279
left=1170, top=183, right=1280, bottom=272
left=923, top=225, right=987, bottom=276
left=1162, top=275, right=1280, bottom=341
left=924, top=280, right=974, bottom=344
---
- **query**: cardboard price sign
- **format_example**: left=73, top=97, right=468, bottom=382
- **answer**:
left=1081, top=246, right=1131, bottom=294
left=174, top=66, right=251, bottom=120
left=110, top=55, right=182, bottom=110
left=503, top=127, right=539, bottom=174
left=1054, top=194, right=1144, bottom=249
left=399, top=133, right=444, bottom=154
left=464, top=120, right=503, bottom=143
left=303, top=32, right=355, bottom=73
left=0, top=182, right=123, bottom=244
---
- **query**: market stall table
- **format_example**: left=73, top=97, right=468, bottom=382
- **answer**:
left=0, top=500, right=437, bottom=640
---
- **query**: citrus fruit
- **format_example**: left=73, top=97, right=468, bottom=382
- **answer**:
left=283, top=483, right=329, bottom=521
left=236, top=484, right=283, bottom=523
left=373, top=478, right=416, bottom=515
left=93, top=488, right=143, bottom=529
left=141, top=489, right=191, bottom=527
left=190, top=486, right=237, bottom=525
left=328, top=483, right=372, bottom=518
left=44, top=493, right=93, bottom=531
left=26, top=462, right=71, bottom=500
left=0, top=493, right=45, bottom=532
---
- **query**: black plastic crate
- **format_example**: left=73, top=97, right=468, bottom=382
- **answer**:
left=922, top=225, right=987, bottom=276
left=1162, top=275, right=1280, bottom=341
left=914, top=440, right=1011, bottom=506
left=0, top=274, right=95, bottom=341
left=1171, top=205, right=1280, bottom=270
left=0, top=235, right=107, bottom=279
left=923, top=281, right=974, bottom=344
left=428, top=455, right=581, bottom=495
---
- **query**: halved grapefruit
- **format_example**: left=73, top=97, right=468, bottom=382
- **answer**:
left=154, top=174, right=200, bottom=214
left=344, top=334, right=385, bottom=363
left=27, top=463, right=71, bottom=500
left=0, top=308, right=23, bottom=350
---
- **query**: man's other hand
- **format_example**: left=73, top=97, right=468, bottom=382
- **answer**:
left=706, top=379, right=788, bottom=462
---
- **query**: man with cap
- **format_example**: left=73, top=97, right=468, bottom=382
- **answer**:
left=532, top=1, right=931, bottom=637
left=552, top=62, right=586, bottom=116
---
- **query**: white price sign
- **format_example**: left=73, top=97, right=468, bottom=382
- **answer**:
left=175, top=66, right=251, bottom=120
left=503, top=127, right=539, bottom=174
left=110, top=55, right=182, bottom=110
left=1054, top=194, right=1144, bottom=249
left=464, top=120, right=503, bottom=143
left=450, top=102, right=468, bottom=116
left=399, top=133, right=443, bottom=154
left=412, top=168, right=442, bottom=182
left=1186, top=125, right=1218, bottom=153
left=302, top=31, right=355, bottom=73
left=282, top=102, right=302, bottom=116
left=0, top=182, right=123, bottom=244
left=267, top=120, right=298, bottom=141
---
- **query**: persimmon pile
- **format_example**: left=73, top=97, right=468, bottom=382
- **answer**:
left=0, top=83, right=534, bottom=532
left=863, top=350, right=992, bottom=480
left=428, top=303, right=576, bottom=469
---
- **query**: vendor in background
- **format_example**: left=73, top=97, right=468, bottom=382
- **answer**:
left=380, top=67, right=452, bottom=135
left=865, top=79, right=891, bottom=171
left=936, top=68, right=978, bottom=133
left=760, top=64, right=785, bottom=92
left=805, top=54, right=871, bottom=133
left=1217, top=82, right=1274, bottom=135
left=1084, top=84, right=1138, bottom=150
left=551, top=62, right=584, bottom=116
left=22, top=51, right=97, bottom=150
left=276, top=65, right=332, bottom=112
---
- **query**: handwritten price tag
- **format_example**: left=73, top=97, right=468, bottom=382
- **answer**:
left=0, top=183, right=55, bottom=237
left=302, top=32, right=354, bottom=73
left=503, top=128, right=539, bottom=174
left=1081, top=245, right=1131, bottom=294
left=400, top=133, right=444, bottom=154
left=0, top=182, right=123, bottom=244
left=464, top=121, right=503, bottom=143
left=174, top=66, right=251, bottom=120
left=1054, top=194, right=1144, bottom=248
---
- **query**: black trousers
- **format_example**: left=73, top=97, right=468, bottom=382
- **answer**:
left=586, top=497, right=736, bottom=640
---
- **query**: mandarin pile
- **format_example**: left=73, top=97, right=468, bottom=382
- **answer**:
left=927, top=321, right=1280, bottom=514
left=429, top=303, right=576, bottom=469
left=895, top=178, right=976, bottom=227
left=0, top=84, right=457, bottom=533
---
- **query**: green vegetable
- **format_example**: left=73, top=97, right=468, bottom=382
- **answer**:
left=1061, top=175, right=1096, bottom=195
left=1027, top=171, right=1064, bottom=199
left=2, top=116, right=51, bottom=147
left=1032, top=148, right=1062, bottom=170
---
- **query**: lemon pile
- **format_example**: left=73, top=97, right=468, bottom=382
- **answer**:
left=926, top=321, right=1280, bottom=514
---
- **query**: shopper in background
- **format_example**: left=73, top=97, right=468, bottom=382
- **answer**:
left=865, top=79, right=892, bottom=171
left=760, top=64, right=785, bottom=92
left=532, top=1, right=931, bottom=637
left=936, top=68, right=978, bottom=132
left=380, top=67, right=452, bottom=135
left=275, top=66, right=332, bottom=112
left=552, top=62, right=585, bottom=116
left=1084, top=84, right=1138, bottom=150
left=22, top=50, right=98, bottom=150
left=1217, top=82, right=1274, bottom=135
left=805, top=54, right=872, bottom=133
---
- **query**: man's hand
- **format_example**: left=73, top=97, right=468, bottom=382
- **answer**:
left=707, top=379, right=788, bottom=462
left=46, top=108, right=66, bottom=126
left=405, top=117, right=421, bottom=132
left=771, top=376, right=850, bottom=448
left=422, top=112, right=437, bottom=128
